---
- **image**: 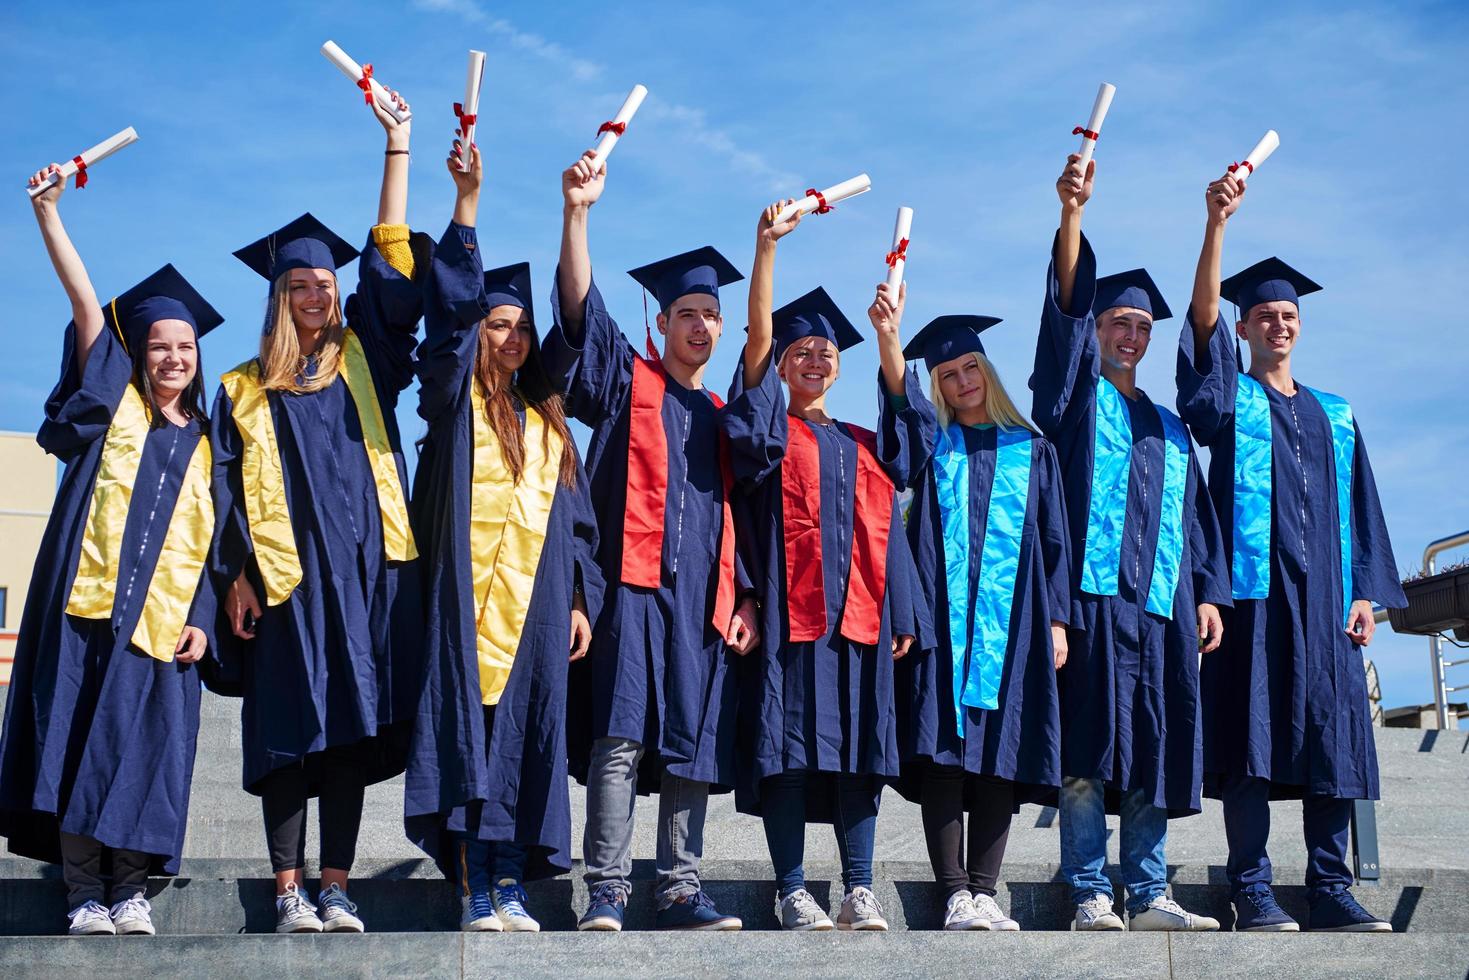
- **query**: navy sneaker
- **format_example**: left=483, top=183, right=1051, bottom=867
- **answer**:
left=1307, top=889, right=1392, bottom=933
left=655, top=890, right=742, bottom=931
left=1232, top=886, right=1300, bottom=932
left=578, top=883, right=627, bottom=932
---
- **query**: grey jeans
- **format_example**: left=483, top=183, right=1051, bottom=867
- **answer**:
left=582, top=737, right=707, bottom=908
left=60, top=831, right=150, bottom=909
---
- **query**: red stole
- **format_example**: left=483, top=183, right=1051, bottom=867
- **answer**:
left=621, top=356, right=737, bottom=632
left=781, top=419, right=893, bottom=646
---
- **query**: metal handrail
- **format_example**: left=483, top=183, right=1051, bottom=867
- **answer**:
left=1423, top=530, right=1469, bottom=729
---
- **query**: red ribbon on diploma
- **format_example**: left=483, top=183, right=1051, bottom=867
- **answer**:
left=73, top=156, right=88, bottom=189
left=805, top=188, right=832, bottom=215
left=357, top=64, right=375, bottom=105
left=597, top=120, right=627, bottom=138
left=1072, top=126, right=1100, bottom=141
left=885, top=238, right=909, bottom=268
left=1228, top=160, right=1254, bottom=177
left=454, top=102, right=477, bottom=136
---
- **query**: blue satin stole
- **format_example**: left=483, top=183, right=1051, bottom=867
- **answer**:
left=933, top=423, right=1032, bottom=736
left=1080, top=379, right=1191, bottom=619
left=1232, top=376, right=1356, bottom=623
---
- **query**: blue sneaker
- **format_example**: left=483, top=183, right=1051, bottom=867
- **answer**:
left=493, top=878, right=540, bottom=932
left=1307, top=889, right=1391, bottom=933
left=578, top=883, right=627, bottom=932
left=1232, top=886, right=1300, bottom=932
left=462, top=889, right=500, bottom=932
left=655, top=890, right=741, bottom=931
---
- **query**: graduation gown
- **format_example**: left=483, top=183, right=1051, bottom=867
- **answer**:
left=543, top=278, right=773, bottom=791
left=722, top=362, right=932, bottom=819
left=208, top=232, right=423, bottom=794
left=403, top=223, right=603, bottom=881
left=1176, top=312, right=1406, bottom=801
left=1029, top=234, right=1232, bottom=815
left=0, top=324, right=212, bottom=874
left=891, top=381, right=1071, bottom=807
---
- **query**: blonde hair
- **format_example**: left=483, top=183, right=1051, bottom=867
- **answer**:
left=258, top=273, right=346, bottom=392
left=929, top=351, right=1037, bottom=435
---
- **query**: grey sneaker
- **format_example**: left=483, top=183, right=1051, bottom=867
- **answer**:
left=67, top=899, right=116, bottom=936
left=835, top=886, right=888, bottom=931
left=1073, top=893, right=1124, bottom=931
left=317, top=882, right=364, bottom=933
left=1129, top=895, right=1220, bottom=932
left=275, top=882, right=323, bottom=934
left=971, top=892, right=1021, bottom=931
left=776, top=888, right=833, bottom=931
left=943, top=891, right=986, bottom=931
left=109, top=895, right=156, bottom=935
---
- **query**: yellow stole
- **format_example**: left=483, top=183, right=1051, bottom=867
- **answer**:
left=65, top=385, right=215, bottom=663
left=469, top=382, right=563, bottom=705
left=219, top=329, right=417, bottom=606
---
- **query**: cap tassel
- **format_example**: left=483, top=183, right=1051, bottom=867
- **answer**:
left=641, top=289, right=661, bottom=361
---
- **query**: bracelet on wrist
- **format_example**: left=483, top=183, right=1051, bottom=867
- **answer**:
left=385, top=149, right=410, bottom=157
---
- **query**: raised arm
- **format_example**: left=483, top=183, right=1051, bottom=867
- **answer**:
left=1054, top=152, right=1094, bottom=314
left=29, top=165, right=103, bottom=371
left=745, top=199, right=802, bottom=387
left=1188, top=171, right=1245, bottom=350
left=869, top=280, right=907, bottom=397
left=371, top=88, right=412, bottom=226
left=557, top=151, right=606, bottom=339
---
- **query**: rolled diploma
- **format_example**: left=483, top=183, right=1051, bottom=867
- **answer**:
left=1076, top=82, right=1116, bottom=169
left=321, top=40, right=410, bottom=124
left=457, top=50, right=487, bottom=172
left=1231, top=129, right=1280, bottom=183
left=26, top=127, right=138, bottom=198
left=587, top=84, right=648, bottom=169
left=776, top=174, right=872, bottom=223
left=884, top=206, right=913, bottom=291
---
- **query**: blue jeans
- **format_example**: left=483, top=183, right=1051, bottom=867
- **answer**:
left=457, top=835, right=528, bottom=894
left=760, top=771, right=877, bottom=897
left=1058, top=776, right=1168, bottom=914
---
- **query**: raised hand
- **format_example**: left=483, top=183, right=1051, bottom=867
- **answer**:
left=562, top=151, right=606, bottom=209
left=1057, top=152, right=1094, bottom=212
left=448, top=140, right=482, bottom=193
left=371, top=87, right=411, bottom=144
left=28, top=164, right=65, bottom=208
left=868, top=281, right=905, bottom=338
left=757, top=199, right=802, bottom=244
left=1206, top=172, right=1245, bottom=223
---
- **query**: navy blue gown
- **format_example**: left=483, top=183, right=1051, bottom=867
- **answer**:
left=542, top=279, right=775, bottom=792
left=1030, top=234, right=1232, bottom=815
left=1176, top=313, right=1405, bottom=801
left=0, top=324, right=212, bottom=874
left=723, top=363, right=933, bottom=819
left=208, top=234, right=423, bottom=794
left=890, top=382, right=1071, bottom=806
left=403, top=223, right=603, bottom=881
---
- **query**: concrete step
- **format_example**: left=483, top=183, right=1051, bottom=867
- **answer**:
left=2, top=932, right=1466, bottom=980
left=1, top=859, right=1463, bottom=936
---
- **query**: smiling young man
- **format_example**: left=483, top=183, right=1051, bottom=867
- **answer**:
left=544, top=151, right=767, bottom=932
left=1030, top=153, right=1231, bottom=933
left=1176, top=171, right=1406, bottom=934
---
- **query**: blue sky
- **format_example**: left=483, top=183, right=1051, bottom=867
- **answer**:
left=2, top=1, right=1466, bottom=709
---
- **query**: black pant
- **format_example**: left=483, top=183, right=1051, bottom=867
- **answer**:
left=919, top=763, right=1015, bottom=897
left=260, top=747, right=366, bottom=873
left=59, top=831, right=150, bottom=909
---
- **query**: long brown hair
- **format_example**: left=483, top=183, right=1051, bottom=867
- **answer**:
left=258, top=273, right=345, bottom=392
left=473, top=316, right=578, bottom=489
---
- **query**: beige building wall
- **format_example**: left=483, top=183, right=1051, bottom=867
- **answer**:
left=0, top=431, right=57, bottom=685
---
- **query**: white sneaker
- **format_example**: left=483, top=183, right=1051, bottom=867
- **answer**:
left=1129, top=895, right=1220, bottom=932
left=777, top=888, right=834, bottom=931
left=67, top=900, right=116, bottom=936
left=110, top=895, right=156, bottom=935
left=492, top=879, right=540, bottom=932
left=275, top=882, right=323, bottom=934
left=835, top=886, right=888, bottom=931
left=462, top=890, right=502, bottom=932
left=943, top=891, right=987, bottom=931
left=317, top=882, right=365, bottom=933
left=1073, top=892, right=1124, bottom=931
left=971, top=892, right=1021, bottom=931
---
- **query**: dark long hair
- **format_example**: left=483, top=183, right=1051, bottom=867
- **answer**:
left=474, top=318, right=578, bottom=489
left=132, top=342, right=209, bottom=430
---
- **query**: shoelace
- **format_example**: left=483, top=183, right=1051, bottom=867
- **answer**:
left=588, top=883, right=625, bottom=910
left=278, top=886, right=317, bottom=918
left=687, top=890, right=718, bottom=912
left=1145, top=897, right=1188, bottom=918
left=466, top=891, right=495, bottom=919
left=495, top=883, right=531, bottom=915
left=319, top=886, right=357, bottom=915
left=848, top=888, right=881, bottom=917
left=784, top=889, right=823, bottom=919
left=1081, top=895, right=1114, bottom=918
left=972, top=894, right=1005, bottom=920
left=111, top=896, right=151, bottom=919
left=69, top=901, right=110, bottom=926
left=1243, top=890, right=1284, bottom=916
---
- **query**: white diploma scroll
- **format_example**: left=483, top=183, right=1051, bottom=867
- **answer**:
left=26, top=127, right=139, bottom=198
left=1229, top=129, right=1280, bottom=184
left=884, top=206, right=913, bottom=292
left=321, top=40, right=411, bottom=124
left=456, top=49, right=487, bottom=172
left=1074, top=82, right=1116, bottom=169
left=586, top=84, right=648, bottom=170
left=775, top=174, right=872, bottom=223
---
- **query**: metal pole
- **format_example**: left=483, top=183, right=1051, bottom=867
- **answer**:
left=1422, top=530, right=1469, bottom=731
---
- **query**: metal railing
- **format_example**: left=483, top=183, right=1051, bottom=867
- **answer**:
left=1422, top=530, right=1469, bottom=730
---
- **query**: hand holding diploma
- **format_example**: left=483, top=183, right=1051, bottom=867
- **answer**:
left=25, top=127, right=138, bottom=199
left=455, top=50, right=487, bottom=172
left=774, top=174, right=872, bottom=223
left=1073, top=82, right=1116, bottom=170
left=322, top=40, right=411, bottom=124
left=884, top=206, right=913, bottom=292
left=1227, top=129, right=1279, bottom=184
left=586, top=84, right=647, bottom=170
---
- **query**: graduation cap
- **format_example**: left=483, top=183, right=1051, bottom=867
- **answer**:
left=1220, top=257, right=1322, bottom=317
left=769, top=287, right=862, bottom=360
left=483, top=261, right=533, bottom=312
left=1093, top=268, right=1172, bottom=321
left=104, top=264, right=224, bottom=355
left=902, top=314, right=1002, bottom=374
left=232, top=212, right=360, bottom=282
left=627, top=245, right=743, bottom=312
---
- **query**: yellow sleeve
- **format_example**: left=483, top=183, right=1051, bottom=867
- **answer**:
left=371, top=223, right=415, bottom=281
